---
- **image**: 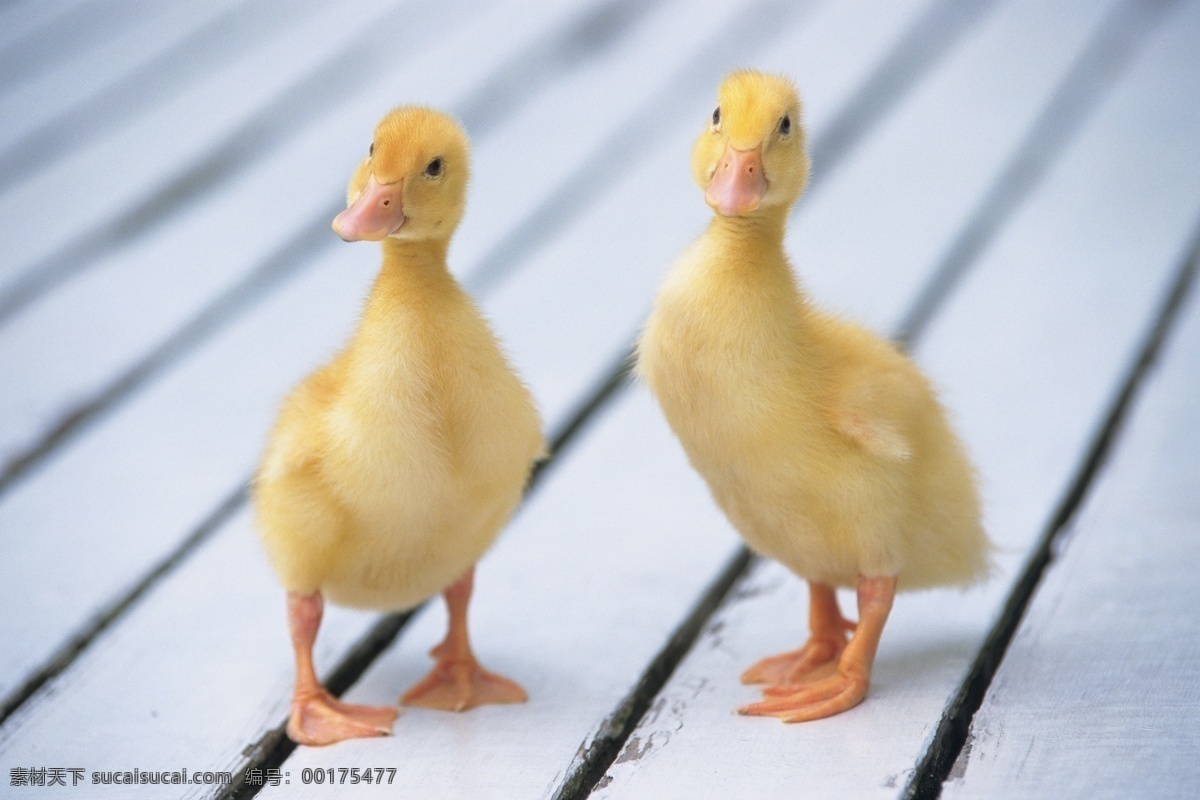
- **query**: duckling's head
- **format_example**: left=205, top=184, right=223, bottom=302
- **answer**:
left=692, top=71, right=808, bottom=217
left=333, top=107, right=470, bottom=243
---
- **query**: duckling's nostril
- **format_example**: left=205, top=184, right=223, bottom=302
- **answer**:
left=382, top=199, right=390, bottom=207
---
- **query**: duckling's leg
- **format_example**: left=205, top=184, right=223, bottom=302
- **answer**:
left=739, top=575, right=896, bottom=723
left=740, top=582, right=854, bottom=686
left=286, top=591, right=398, bottom=746
left=401, top=567, right=527, bottom=711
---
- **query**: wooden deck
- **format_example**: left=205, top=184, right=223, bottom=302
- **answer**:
left=1, top=0, right=1198, bottom=797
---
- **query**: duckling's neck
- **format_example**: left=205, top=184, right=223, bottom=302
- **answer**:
left=351, top=236, right=461, bottom=351
left=692, top=204, right=820, bottom=359
left=706, top=205, right=789, bottom=248
left=704, top=207, right=793, bottom=277
left=365, top=237, right=458, bottom=308
left=380, top=235, right=450, bottom=281
left=700, top=206, right=803, bottom=298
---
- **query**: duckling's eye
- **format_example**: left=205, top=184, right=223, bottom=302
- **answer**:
left=780, top=115, right=791, bottom=135
left=712, top=106, right=721, bottom=126
left=424, top=157, right=443, bottom=177
left=368, top=142, right=374, bottom=157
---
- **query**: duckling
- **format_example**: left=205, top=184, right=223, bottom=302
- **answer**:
left=254, top=107, right=545, bottom=746
left=637, top=71, right=991, bottom=722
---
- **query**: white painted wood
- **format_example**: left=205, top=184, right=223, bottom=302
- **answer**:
left=0, top=0, right=784, bottom=703
left=0, top=0, right=141, bottom=92
left=0, top=0, right=249, bottom=165
left=481, top=0, right=943, bottom=424
left=783, top=0, right=1112, bottom=325
left=0, top=0, right=422, bottom=466
left=597, top=3, right=1200, bottom=798
left=0, top=0, right=392, bottom=286
left=0, top=1, right=237, bottom=152
left=259, top=388, right=743, bottom=800
left=257, top=3, right=1118, bottom=791
left=0, top=0, right=716, bottom=486
left=0, top=0, right=934, bottom=791
left=0, top=0, right=593, bottom=704
left=0, top=0, right=813, bottom=694
left=0, top=2, right=85, bottom=55
left=445, top=0, right=779, bottom=282
left=0, top=505, right=385, bottom=795
left=941, top=266, right=1200, bottom=798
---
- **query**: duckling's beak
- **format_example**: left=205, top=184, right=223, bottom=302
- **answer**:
left=332, top=175, right=406, bottom=241
left=706, top=145, right=766, bottom=216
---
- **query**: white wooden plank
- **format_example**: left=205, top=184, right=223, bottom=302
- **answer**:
left=0, top=0, right=94, bottom=57
left=0, top=0, right=764, bottom=708
left=444, top=0, right=772, bottom=280
left=0, top=0, right=932, bottom=790
left=263, top=1, right=1080, bottom=796
left=0, top=0, right=594, bottom=704
left=480, top=0, right=945, bottom=424
left=0, top=0, right=415, bottom=466
left=0, top=0, right=785, bottom=684
left=0, top=0, right=714, bottom=689
left=275, top=0, right=1125, bottom=792
left=783, top=0, right=1112, bottom=326
left=0, top=504, right=383, bottom=797
left=248, top=1, right=1030, bottom=789
left=941, top=264, right=1200, bottom=797
left=0, top=0, right=146, bottom=94
left=596, top=2, right=1200, bottom=797
left=0, top=1, right=222, bottom=150
left=0, top=0, right=379, bottom=287
left=0, top=0, right=250, bottom=176
left=260, top=391, right=741, bottom=800
left=0, top=0, right=691, bottom=479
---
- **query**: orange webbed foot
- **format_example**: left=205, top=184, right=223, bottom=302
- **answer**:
left=402, top=568, right=528, bottom=712
left=400, top=655, right=528, bottom=712
left=740, top=634, right=848, bottom=687
left=288, top=689, right=398, bottom=746
left=738, top=670, right=868, bottom=723
left=737, top=576, right=894, bottom=724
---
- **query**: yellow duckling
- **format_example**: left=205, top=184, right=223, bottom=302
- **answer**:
left=254, top=107, right=545, bottom=746
left=637, top=71, right=991, bottom=722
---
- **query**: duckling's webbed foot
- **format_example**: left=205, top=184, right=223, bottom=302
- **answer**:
left=401, top=658, right=527, bottom=711
left=739, top=575, right=895, bottom=723
left=288, top=689, right=398, bottom=746
left=739, top=671, right=869, bottom=723
left=285, top=591, right=398, bottom=746
left=739, top=641, right=844, bottom=687
left=740, top=582, right=854, bottom=686
left=400, top=567, right=527, bottom=712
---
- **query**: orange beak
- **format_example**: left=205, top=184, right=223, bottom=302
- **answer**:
left=705, top=145, right=766, bottom=216
left=332, top=175, right=406, bottom=241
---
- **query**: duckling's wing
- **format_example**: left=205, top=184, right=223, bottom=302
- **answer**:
left=833, top=400, right=911, bottom=461
left=815, top=317, right=916, bottom=462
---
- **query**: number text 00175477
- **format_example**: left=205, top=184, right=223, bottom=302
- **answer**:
left=245, top=766, right=399, bottom=787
